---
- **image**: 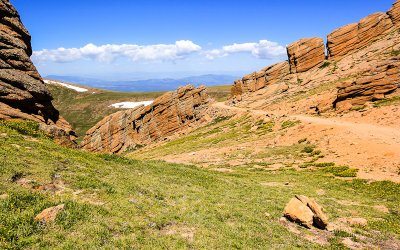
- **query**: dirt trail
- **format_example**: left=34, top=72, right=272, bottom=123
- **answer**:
left=211, top=102, right=400, bottom=182
left=213, top=102, right=400, bottom=144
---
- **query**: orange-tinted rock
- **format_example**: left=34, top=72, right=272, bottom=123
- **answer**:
left=327, top=12, right=393, bottom=60
left=264, top=61, right=290, bottom=85
left=35, top=204, right=64, bottom=224
left=81, top=85, right=209, bottom=154
left=287, top=37, right=326, bottom=73
left=284, top=195, right=329, bottom=229
left=283, top=197, right=314, bottom=228
left=388, top=0, right=400, bottom=25
left=0, top=0, right=76, bottom=146
left=334, top=56, right=400, bottom=112
left=230, top=61, right=289, bottom=98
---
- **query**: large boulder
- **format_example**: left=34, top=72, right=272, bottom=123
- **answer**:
left=334, top=56, right=400, bottom=112
left=388, top=0, right=400, bottom=25
left=0, top=0, right=76, bottom=146
left=81, top=85, right=210, bottom=154
left=327, top=12, right=393, bottom=60
left=287, top=37, right=326, bottom=73
left=283, top=195, right=329, bottom=229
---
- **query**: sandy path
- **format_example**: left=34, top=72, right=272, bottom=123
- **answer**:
left=211, top=102, right=400, bottom=182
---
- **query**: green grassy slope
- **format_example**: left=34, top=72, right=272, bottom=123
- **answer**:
left=1, top=120, right=399, bottom=248
left=47, top=83, right=232, bottom=141
left=47, top=84, right=166, bottom=140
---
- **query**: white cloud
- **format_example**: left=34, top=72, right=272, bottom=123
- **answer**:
left=32, top=39, right=286, bottom=64
left=204, top=40, right=286, bottom=60
left=32, top=40, right=202, bottom=63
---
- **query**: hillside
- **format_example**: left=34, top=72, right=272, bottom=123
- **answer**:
left=1, top=120, right=400, bottom=248
left=46, top=80, right=231, bottom=140
left=1, top=0, right=400, bottom=248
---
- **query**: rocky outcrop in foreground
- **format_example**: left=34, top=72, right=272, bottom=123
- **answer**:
left=283, top=195, right=328, bottom=229
left=81, top=85, right=210, bottom=154
left=0, top=0, right=76, bottom=147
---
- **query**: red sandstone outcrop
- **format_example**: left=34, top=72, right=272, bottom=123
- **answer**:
left=231, top=61, right=289, bottom=98
left=388, top=0, right=400, bottom=25
left=334, top=56, right=400, bottom=112
left=287, top=37, right=326, bottom=73
left=81, top=85, right=210, bottom=154
left=230, top=0, right=400, bottom=113
left=0, top=0, right=76, bottom=147
left=327, top=12, right=393, bottom=60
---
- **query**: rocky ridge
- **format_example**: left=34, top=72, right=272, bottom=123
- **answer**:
left=231, top=0, right=400, bottom=112
left=81, top=85, right=210, bottom=154
left=0, top=0, right=76, bottom=147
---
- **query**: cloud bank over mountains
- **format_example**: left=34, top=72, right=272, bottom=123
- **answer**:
left=32, top=40, right=286, bottom=64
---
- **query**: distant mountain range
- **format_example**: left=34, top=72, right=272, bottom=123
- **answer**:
left=45, top=74, right=239, bottom=92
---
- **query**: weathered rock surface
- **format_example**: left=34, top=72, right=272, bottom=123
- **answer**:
left=231, top=61, right=289, bottom=98
left=388, top=0, right=400, bottom=25
left=334, top=56, right=400, bottom=112
left=0, top=0, right=76, bottom=147
left=35, top=204, right=65, bottom=224
left=283, top=197, right=314, bottom=228
left=287, top=37, right=326, bottom=73
left=327, top=12, right=393, bottom=60
left=283, top=195, right=328, bottom=229
left=81, top=85, right=210, bottom=154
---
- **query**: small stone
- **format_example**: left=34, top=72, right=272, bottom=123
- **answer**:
left=11, top=144, right=21, bottom=149
left=1, top=133, right=7, bottom=136
left=35, top=204, right=65, bottom=224
left=0, top=194, right=8, bottom=199
left=264, top=212, right=271, bottom=217
left=188, top=152, right=196, bottom=156
left=38, top=184, right=56, bottom=192
left=316, top=189, right=325, bottom=195
left=348, top=218, right=368, bottom=227
left=128, top=199, right=138, bottom=204
left=326, top=223, right=336, bottom=232
left=279, top=217, right=288, bottom=224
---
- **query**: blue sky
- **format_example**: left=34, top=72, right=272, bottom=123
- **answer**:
left=11, top=0, right=396, bottom=80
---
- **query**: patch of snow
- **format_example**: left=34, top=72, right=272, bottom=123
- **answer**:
left=109, top=101, right=153, bottom=109
left=43, top=79, right=88, bottom=92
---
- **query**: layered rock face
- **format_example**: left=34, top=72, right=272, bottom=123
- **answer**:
left=0, top=0, right=76, bottom=147
left=334, top=56, right=400, bottom=112
left=388, top=0, right=400, bottom=25
left=81, top=85, right=210, bottom=154
left=231, top=61, right=289, bottom=98
left=287, top=37, right=325, bottom=73
left=327, top=12, right=393, bottom=60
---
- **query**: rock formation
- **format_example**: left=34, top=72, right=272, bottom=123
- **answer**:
left=334, top=56, right=400, bottom=112
left=230, top=0, right=400, bottom=112
left=231, top=61, right=289, bottom=98
left=388, top=0, right=400, bottom=25
left=327, top=12, right=393, bottom=60
left=283, top=195, right=328, bottom=229
left=81, top=85, right=210, bottom=154
left=287, top=37, right=326, bottom=73
left=0, top=0, right=76, bottom=147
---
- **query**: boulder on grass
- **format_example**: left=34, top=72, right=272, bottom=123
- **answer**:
left=283, top=195, right=328, bottom=229
left=35, top=204, right=65, bottom=224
